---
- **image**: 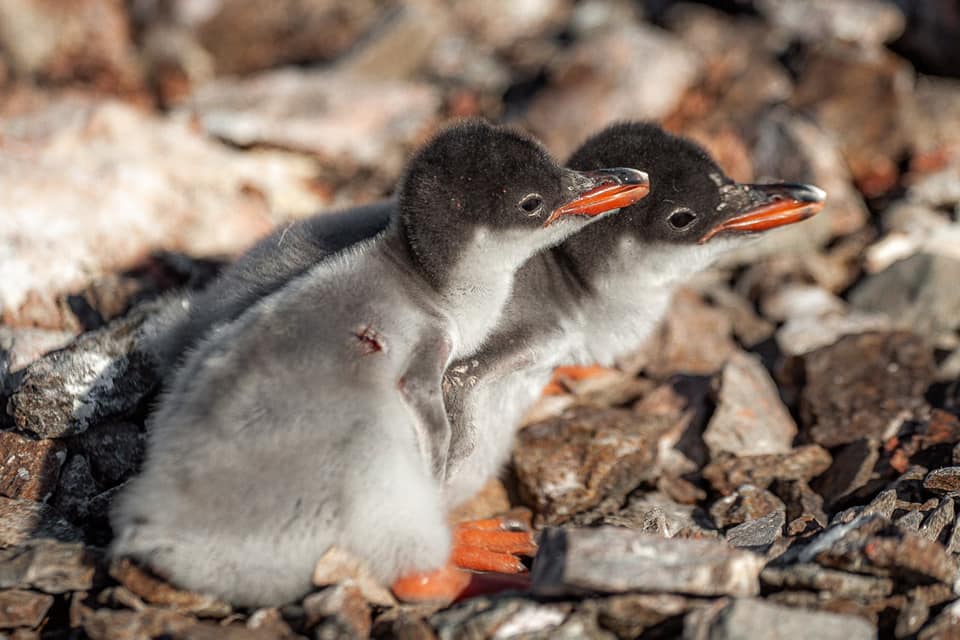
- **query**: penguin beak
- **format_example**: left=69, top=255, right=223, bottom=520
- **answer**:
left=545, top=168, right=651, bottom=227
left=699, top=182, right=827, bottom=244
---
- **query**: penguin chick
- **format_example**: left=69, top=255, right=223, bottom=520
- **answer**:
left=442, top=122, right=826, bottom=508
left=109, top=119, right=649, bottom=607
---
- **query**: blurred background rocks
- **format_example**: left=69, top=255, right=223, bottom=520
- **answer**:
left=2, top=0, right=960, bottom=637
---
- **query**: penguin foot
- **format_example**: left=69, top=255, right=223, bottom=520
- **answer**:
left=543, top=364, right=615, bottom=395
left=451, top=517, right=537, bottom=573
left=391, top=562, right=472, bottom=603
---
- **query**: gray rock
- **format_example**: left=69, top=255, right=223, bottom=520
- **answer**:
left=761, top=284, right=846, bottom=323
left=430, top=598, right=571, bottom=640
left=725, top=510, right=785, bottom=551
left=703, top=352, right=797, bottom=458
left=776, top=312, right=895, bottom=358
left=919, top=499, right=955, bottom=542
left=532, top=527, right=763, bottom=597
left=850, top=253, right=960, bottom=342
left=761, top=564, right=894, bottom=599
left=50, top=455, right=101, bottom=524
left=683, top=597, right=875, bottom=640
left=69, top=422, right=145, bottom=487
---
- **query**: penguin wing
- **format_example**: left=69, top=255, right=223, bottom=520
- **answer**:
left=397, top=327, right=455, bottom=481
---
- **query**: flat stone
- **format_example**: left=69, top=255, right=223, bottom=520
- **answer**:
left=814, top=439, right=881, bottom=507
left=430, top=597, right=571, bottom=640
left=109, top=559, right=231, bottom=617
left=776, top=312, right=895, bottom=358
left=0, top=498, right=82, bottom=547
left=725, top=510, right=785, bottom=551
left=72, top=598, right=197, bottom=640
left=919, top=499, right=955, bottom=542
left=800, top=332, right=935, bottom=448
left=0, top=98, right=324, bottom=328
left=850, top=253, right=960, bottom=341
left=924, top=467, right=960, bottom=494
left=514, top=407, right=673, bottom=525
left=0, top=432, right=66, bottom=501
left=761, top=564, right=894, bottom=599
left=532, top=527, right=763, bottom=597
left=710, top=486, right=785, bottom=530
left=0, top=539, right=95, bottom=594
left=525, top=23, right=701, bottom=159
left=0, top=589, right=54, bottom=629
left=182, top=67, right=442, bottom=183
left=703, top=445, right=833, bottom=495
left=761, top=284, right=847, bottom=323
left=582, top=492, right=717, bottom=539
left=684, top=597, right=875, bottom=640
left=703, top=352, right=797, bottom=458
left=593, top=593, right=694, bottom=639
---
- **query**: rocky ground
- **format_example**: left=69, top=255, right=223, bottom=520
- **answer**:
left=2, top=0, right=960, bottom=638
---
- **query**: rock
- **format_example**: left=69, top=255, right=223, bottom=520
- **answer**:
left=430, top=598, right=571, bottom=640
left=761, top=284, right=846, bottom=323
left=813, top=439, right=880, bottom=507
left=532, top=527, right=764, bottom=597
left=50, top=455, right=101, bottom=524
left=585, top=492, right=718, bottom=539
left=302, top=583, right=370, bottom=638
left=525, top=23, right=701, bottom=158
left=710, top=486, right=785, bottom=530
left=919, top=499, right=955, bottom=542
left=0, top=0, right=143, bottom=93
left=0, top=540, right=95, bottom=593
left=918, top=599, right=960, bottom=640
left=684, top=597, right=875, bottom=640
left=756, top=0, right=905, bottom=46
left=69, top=422, right=145, bottom=486
left=513, top=407, right=673, bottom=525
left=703, top=352, right=797, bottom=458
left=706, top=287, right=775, bottom=348
left=311, top=546, right=395, bottom=607
left=642, top=289, right=738, bottom=379
left=0, top=97, right=325, bottom=328
left=772, top=479, right=828, bottom=530
left=633, top=374, right=712, bottom=475
left=0, top=433, right=66, bottom=502
left=72, top=596, right=197, bottom=640
left=0, top=499, right=83, bottom=547
left=139, top=0, right=390, bottom=78
left=850, top=253, right=960, bottom=344
left=181, top=67, right=443, bottom=190
left=594, top=593, right=695, bottom=639
left=790, top=43, right=914, bottom=196
left=761, top=564, right=894, bottom=599
left=447, top=478, right=511, bottom=525
left=799, top=332, right=935, bottom=448
left=703, top=445, right=833, bottom=495
left=8, top=303, right=162, bottom=438
left=0, top=588, right=54, bottom=629
left=108, top=559, right=231, bottom=617
left=802, top=514, right=958, bottom=585
left=450, top=0, right=572, bottom=55
left=924, top=467, right=960, bottom=494
left=776, top=312, right=895, bottom=358
left=725, top=510, right=785, bottom=551
left=905, top=76, right=960, bottom=159
left=0, top=327, right=77, bottom=373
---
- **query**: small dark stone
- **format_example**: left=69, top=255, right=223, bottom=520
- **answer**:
left=725, top=510, right=785, bottom=552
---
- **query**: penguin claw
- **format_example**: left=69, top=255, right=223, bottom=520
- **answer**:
left=543, top=364, right=616, bottom=395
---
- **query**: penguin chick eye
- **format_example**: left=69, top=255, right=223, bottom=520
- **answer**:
left=668, top=209, right=697, bottom=229
left=518, top=194, right=543, bottom=215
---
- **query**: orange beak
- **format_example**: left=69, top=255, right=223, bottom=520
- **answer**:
left=699, top=183, right=827, bottom=243
left=544, top=168, right=651, bottom=227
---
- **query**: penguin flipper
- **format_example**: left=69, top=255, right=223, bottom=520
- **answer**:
left=397, top=330, right=454, bottom=479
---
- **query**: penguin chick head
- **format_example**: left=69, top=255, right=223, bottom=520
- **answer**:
left=566, top=121, right=826, bottom=276
left=396, top=119, right=649, bottom=287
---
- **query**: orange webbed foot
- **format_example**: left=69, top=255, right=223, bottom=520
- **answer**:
left=451, top=516, right=537, bottom=574
left=391, top=562, right=472, bottom=604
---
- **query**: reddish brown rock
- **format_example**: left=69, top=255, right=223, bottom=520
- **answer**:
left=514, top=407, right=673, bottom=525
left=924, top=467, right=960, bottom=494
left=0, top=540, right=95, bottom=594
left=0, top=433, right=65, bottom=502
left=0, top=0, right=143, bottom=93
left=0, top=589, right=54, bottom=629
left=800, top=332, right=935, bottom=448
left=710, top=486, right=785, bottom=530
left=109, top=559, right=230, bottom=617
left=703, top=445, right=833, bottom=495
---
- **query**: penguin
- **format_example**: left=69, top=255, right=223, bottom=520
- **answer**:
left=441, top=122, right=827, bottom=511
left=109, top=119, right=650, bottom=607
